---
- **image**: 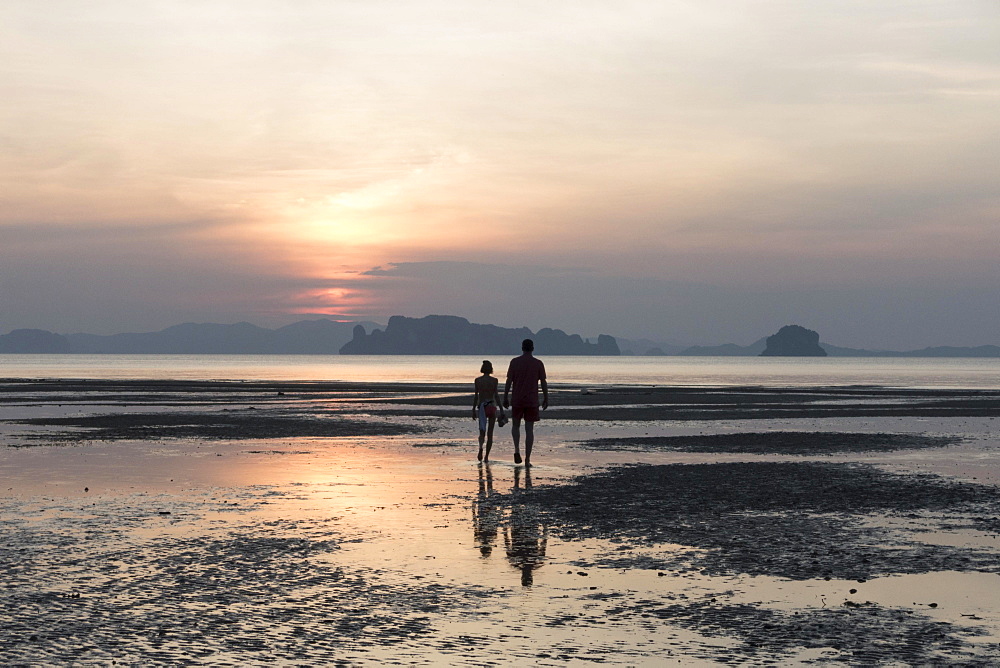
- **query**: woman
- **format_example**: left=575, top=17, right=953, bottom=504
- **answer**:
left=473, top=360, right=502, bottom=461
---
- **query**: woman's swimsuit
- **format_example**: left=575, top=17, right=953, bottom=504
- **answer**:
left=478, top=400, right=497, bottom=431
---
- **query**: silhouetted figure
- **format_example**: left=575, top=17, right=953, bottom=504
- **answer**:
left=472, top=462, right=500, bottom=557
left=473, top=360, right=502, bottom=461
left=503, top=339, right=548, bottom=466
left=504, top=466, right=547, bottom=586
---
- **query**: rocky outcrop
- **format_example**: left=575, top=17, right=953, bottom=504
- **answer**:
left=534, top=329, right=620, bottom=356
left=759, top=325, right=827, bottom=357
left=339, top=315, right=620, bottom=355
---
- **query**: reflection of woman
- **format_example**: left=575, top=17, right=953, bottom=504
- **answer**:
left=504, top=466, right=547, bottom=586
left=472, top=462, right=500, bottom=557
left=473, top=360, right=501, bottom=461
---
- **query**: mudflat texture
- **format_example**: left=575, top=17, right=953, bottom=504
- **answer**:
left=3, top=379, right=1000, bottom=665
left=578, top=431, right=961, bottom=454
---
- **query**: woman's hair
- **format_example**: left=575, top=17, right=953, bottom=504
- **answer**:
left=480, top=360, right=493, bottom=374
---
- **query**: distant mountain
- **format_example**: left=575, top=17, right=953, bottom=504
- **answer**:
left=681, top=325, right=829, bottom=357
left=0, top=319, right=379, bottom=354
left=67, top=322, right=274, bottom=354
left=3, top=319, right=999, bottom=357
left=340, top=315, right=620, bottom=355
left=0, top=329, right=72, bottom=353
left=896, top=345, right=1000, bottom=358
left=675, top=327, right=1000, bottom=358
left=616, top=337, right=688, bottom=356
left=820, top=343, right=892, bottom=357
left=677, top=338, right=767, bottom=356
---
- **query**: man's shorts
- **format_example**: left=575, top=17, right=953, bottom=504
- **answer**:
left=512, top=405, right=540, bottom=422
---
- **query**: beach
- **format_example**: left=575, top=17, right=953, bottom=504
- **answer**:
left=3, top=379, right=1000, bottom=665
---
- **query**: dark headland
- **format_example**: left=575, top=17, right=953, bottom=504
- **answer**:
left=759, top=325, right=827, bottom=357
left=2, top=317, right=999, bottom=357
left=339, top=315, right=620, bottom=355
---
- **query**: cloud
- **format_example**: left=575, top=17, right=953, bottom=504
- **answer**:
left=2, top=2, right=999, bottom=348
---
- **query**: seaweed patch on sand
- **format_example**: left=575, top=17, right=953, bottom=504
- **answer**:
left=578, top=431, right=961, bottom=455
left=11, top=411, right=422, bottom=443
left=526, top=462, right=1000, bottom=580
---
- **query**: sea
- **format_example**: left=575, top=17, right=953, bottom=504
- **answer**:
left=1, top=354, right=998, bottom=390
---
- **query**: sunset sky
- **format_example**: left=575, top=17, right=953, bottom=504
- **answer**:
left=2, top=1, right=998, bottom=349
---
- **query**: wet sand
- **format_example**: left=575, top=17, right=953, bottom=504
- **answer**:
left=2, top=379, right=1000, bottom=665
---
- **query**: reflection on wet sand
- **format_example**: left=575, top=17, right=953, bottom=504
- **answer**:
left=505, top=467, right=548, bottom=586
left=471, top=464, right=549, bottom=586
left=472, top=462, right=500, bottom=557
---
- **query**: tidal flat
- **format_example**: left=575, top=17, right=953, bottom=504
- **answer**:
left=2, top=380, right=1000, bottom=665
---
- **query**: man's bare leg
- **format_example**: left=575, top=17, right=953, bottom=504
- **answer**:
left=512, top=418, right=523, bottom=464
left=524, top=421, right=534, bottom=466
left=477, top=429, right=485, bottom=461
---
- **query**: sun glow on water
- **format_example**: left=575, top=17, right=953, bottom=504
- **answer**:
left=3, top=354, right=999, bottom=389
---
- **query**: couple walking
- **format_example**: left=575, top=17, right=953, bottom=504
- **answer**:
left=473, top=338, right=549, bottom=465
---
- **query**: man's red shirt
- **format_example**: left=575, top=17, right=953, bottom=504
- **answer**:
left=506, top=354, right=546, bottom=408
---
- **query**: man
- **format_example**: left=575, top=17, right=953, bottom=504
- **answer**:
left=503, top=338, right=548, bottom=466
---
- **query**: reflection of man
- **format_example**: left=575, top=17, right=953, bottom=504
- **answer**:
left=472, top=462, right=500, bottom=557
left=503, top=339, right=548, bottom=466
left=504, top=466, right=547, bottom=586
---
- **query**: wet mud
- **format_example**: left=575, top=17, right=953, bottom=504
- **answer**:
left=367, top=385, right=1000, bottom=420
left=10, top=379, right=997, bottom=421
left=578, top=431, right=962, bottom=455
left=373, top=402, right=1000, bottom=421
left=4, top=379, right=1000, bottom=664
left=527, top=461, right=1000, bottom=580
left=601, top=598, right=990, bottom=665
left=12, top=410, right=420, bottom=443
left=504, top=461, right=1000, bottom=663
left=0, top=492, right=498, bottom=666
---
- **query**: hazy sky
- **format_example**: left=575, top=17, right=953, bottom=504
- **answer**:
left=2, top=1, right=998, bottom=349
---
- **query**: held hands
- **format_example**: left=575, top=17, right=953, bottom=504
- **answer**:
left=472, top=408, right=478, bottom=419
